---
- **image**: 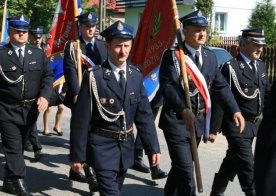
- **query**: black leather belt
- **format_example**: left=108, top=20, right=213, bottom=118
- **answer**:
left=16, top=99, right=36, bottom=106
left=192, top=108, right=206, bottom=117
left=245, top=115, right=262, bottom=123
left=94, top=127, right=133, bottom=142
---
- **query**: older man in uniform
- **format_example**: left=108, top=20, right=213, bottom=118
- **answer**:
left=0, top=15, right=52, bottom=195
left=158, top=10, right=244, bottom=196
left=69, top=20, right=161, bottom=196
left=209, top=29, right=270, bottom=196
left=63, top=12, right=107, bottom=191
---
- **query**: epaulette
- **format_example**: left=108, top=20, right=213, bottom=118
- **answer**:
left=28, top=44, right=39, bottom=49
left=129, top=64, right=141, bottom=72
left=87, top=65, right=101, bottom=72
left=257, top=58, right=264, bottom=63
left=202, top=45, right=212, bottom=51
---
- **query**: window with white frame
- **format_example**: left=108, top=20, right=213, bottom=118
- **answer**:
left=215, top=12, right=227, bottom=33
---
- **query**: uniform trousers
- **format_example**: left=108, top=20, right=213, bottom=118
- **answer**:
left=0, top=121, right=35, bottom=178
left=163, top=128, right=201, bottom=196
left=94, top=169, right=127, bottom=196
left=26, top=124, right=42, bottom=151
left=216, top=135, right=255, bottom=192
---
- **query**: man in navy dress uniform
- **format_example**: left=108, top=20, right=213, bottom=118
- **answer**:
left=63, top=12, right=107, bottom=108
left=158, top=10, right=244, bottom=196
left=210, top=29, right=270, bottom=196
left=255, top=81, right=276, bottom=196
left=29, top=26, right=45, bottom=49
left=63, top=12, right=107, bottom=192
left=0, top=15, right=53, bottom=195
left=24, top=26, right=45, bottom=162
left=69, top=20, right=161, bottom=196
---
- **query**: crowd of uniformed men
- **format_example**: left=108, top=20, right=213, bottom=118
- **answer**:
left=0, top=8, right=275, bottom=196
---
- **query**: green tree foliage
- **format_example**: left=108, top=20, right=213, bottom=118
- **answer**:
left=0, top=0, right=91, bottom=33
left=248, top=0, right=276, bottom=46
left=195, top=0, right=214, bottom=18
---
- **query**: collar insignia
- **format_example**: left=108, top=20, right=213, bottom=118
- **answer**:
left=128, top=68, right=132, bottom=75
left=8, top=50, right=13, bottom=55
left=239, top=63, right=245, bottom=69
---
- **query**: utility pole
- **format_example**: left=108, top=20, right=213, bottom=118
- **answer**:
left=99, top=0, right=106, bottom=32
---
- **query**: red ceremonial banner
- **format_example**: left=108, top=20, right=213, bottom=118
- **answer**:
left=130, top=0, right=176, bottom=76
left=45, top=0, right=77, bottom=57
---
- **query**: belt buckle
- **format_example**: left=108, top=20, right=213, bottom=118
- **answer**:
left=118, top=132, right=127, bottom=142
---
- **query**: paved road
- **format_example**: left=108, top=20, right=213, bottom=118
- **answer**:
left=0, top=107, right=245, bottom=195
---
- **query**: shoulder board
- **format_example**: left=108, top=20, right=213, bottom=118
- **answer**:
left=202, top=46, right=212, bottom=51
left=257, top=59, right=264, bottom=63
left=129, top=65, right=141, bottom=72
left=87, top=65, right=101, bottom=72
left=28, top=44, right=38, bottom=49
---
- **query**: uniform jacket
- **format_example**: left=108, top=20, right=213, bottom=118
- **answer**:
left=0, top=43, right=53, bottom=125
left=63, top=37, right=107, bottom=108
left=159, top=45, right=240, bottom=138
left=70, top=60, right=160, bottom=171
left=210, top=53, right=270, bottom=137
left=255, top=81, right=276, bottom=196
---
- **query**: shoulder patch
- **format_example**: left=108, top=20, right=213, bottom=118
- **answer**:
left=129, top=65, right=141, bottom=72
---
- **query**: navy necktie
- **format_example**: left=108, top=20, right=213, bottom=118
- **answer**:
left=195, top=51, right=201, bottom=69
left=119, top=70, right=126, bottom=95
left=18, top=48, right=24, bottom=65
left=250, top=61, right=257, bottom=77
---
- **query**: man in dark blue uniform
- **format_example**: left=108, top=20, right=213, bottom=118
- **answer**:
left=210, top=29, right=270, bottom=196
left=158, top=10, right=244, bottom=196
left=255, top=81, right=276, bottom=196
left=24, top=26, right=45, bottom=162
left=69, top=20, right=161, bottom=196
left=29, top=26, right=45, bottom=49
left=63, top=12, right=107, bottom=192
left=0, top=15, right=53, bottom=195
left=63, top=12, right=107, bottom=108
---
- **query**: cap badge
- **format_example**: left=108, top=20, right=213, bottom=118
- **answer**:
left=11, top=66, right=16, bottom=71
left=197, top=10, right=202, bottom=17
left=117, top=22, right=124, bottom=31
left=20, top=15, right=24, bottom=21
left=88, top=13, right=92, bottom=19
left=37, top=27, right=40, bottom=32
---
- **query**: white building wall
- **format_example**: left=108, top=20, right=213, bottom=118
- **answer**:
left=212, top=0, right=276, bottom=37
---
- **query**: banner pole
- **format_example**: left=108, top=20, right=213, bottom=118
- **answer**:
left=171, top=0, right=203, bottom=192
left=1, top=0, right=7, bottom=42
left=73, top=0, right=82, bottom=86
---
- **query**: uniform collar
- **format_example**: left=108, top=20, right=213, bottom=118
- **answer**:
left=11, top=43, right=26, bottom=55
left=184, top=43, right=202, bottom=58
left=83, top=37, right=95, bottom=46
